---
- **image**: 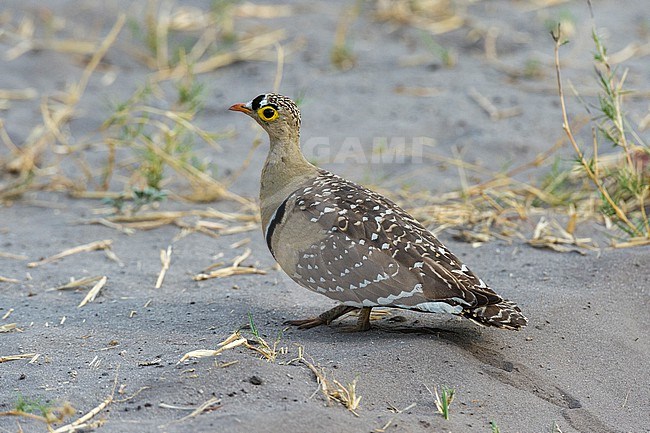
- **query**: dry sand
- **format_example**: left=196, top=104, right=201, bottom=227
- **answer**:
left=1, top=1, right=649, bottom=432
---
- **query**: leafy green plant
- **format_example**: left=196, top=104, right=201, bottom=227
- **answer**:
left=245, top=312, right=284, bottom=362
left=331, top=2, right=360, bottom=70
left=552, top=19, right=650, bottom=245
left=437, top=385, right=454, bottom=420
left=425, top=384, right=455, bottom=420
left=2, top=396, right=75, bottom=425
left=104, top=187, right=168, bottom=214
left=101, top=73, right=231, bottom=201
left=15, top=396, right=52, bottom=418
left=421, top=32, right=456, bottom=67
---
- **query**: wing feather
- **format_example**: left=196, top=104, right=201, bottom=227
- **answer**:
left=280, top=171, right=503, bottom=313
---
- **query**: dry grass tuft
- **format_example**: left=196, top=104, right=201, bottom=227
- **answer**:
left=0, top=1, right=294, bottom=220
left=551, top=17, right=649, bottom=246
left=331, top=3, right=361, bottom=71
left=193, top=248, right=266, bottom=281
left=179, top=327, right=364, bottom=416
left=96, top=76, right=249, bottom=204
left=129, top=1, right=296, bottom=80
left=528, top=217, right=597, bottom=253
left=0, top=15, right=125, bottom=201
left=374, top=0, right=465, bottom=34
left=389, top=80, right=646, bottom=250
left=179, top=321, right=285, bottom=364
left=1, top=2, right=646, bottom=253
left=289, top=346, right=362, bottom=416
left=85, top=208, right=259, bottom=236
left=0, top=399, right=75, bottom=428
left=0, top=14, right=125, bottom=202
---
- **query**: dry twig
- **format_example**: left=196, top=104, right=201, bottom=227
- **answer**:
left=468, top=87, right=522, bottom=120
left=77, top=276, right=108, bottom=308
left=193, top=248, right=266, bottom=281
left=0, top=323, right=18, bottom=333
left=160, top=397, right=221, bottom=427
left=27, top=240, right=113, bottom=268
left=0, top=353, right=37, bottom=363
left=528, top=217, right=597, bottom=253
left=178, top=332, right=248, bottom=363
left=2, top=308, right=14, bottom=320
left=155, top=245, right=173, bottom=288
left=47, top=276, right=105, bottom=292
left=0, top=276, right=21, bottom=283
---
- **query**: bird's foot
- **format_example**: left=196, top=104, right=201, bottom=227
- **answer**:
left=284, top=317, right=325, bottom=329
left=285, top=305, right=358, bottom=330
left=340, top=307, right=372, bottom=332
left=340, top=322, right=371, bottom=332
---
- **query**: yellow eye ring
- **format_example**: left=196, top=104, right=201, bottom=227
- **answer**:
left=257, top=106, right=279, bottom=122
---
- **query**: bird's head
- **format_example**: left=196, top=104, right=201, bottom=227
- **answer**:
left=229, top=93, right=301, bottom=141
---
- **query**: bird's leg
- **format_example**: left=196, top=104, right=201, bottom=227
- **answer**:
left=285, top=305, right=358, bottom=329
left=340, top=306, right=373, bottom=332
left=355, top=306, right=373, bottom=331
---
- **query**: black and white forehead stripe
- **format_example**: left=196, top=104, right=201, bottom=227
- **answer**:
left=250, top=94, right=273, bottom=111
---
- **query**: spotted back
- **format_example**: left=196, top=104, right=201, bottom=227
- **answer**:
left=271, top=169, right=505, bottom=313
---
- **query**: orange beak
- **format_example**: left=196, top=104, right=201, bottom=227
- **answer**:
left=229, top=103, right=252, bottom=114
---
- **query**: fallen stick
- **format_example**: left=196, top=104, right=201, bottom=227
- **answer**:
left=27, top=240, right=113, bottom=268
left=78, top=276, right=108, bottom=308
left=155, top=245, right=172, bottom=288
left=0, top=276, right=21, bottom=283
left=0, top=353, right=37, bottom=363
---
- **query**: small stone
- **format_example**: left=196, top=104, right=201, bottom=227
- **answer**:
left=248, top=375, right=263, bottom=385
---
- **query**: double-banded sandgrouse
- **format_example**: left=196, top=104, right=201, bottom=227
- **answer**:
left=229, top=93, right=527, bottom=331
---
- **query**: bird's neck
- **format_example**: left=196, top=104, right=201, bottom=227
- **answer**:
left=259, top=135, right=318, bottom=229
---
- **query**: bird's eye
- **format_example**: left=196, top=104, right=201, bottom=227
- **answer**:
left=257, top=106, right=279, bottom=122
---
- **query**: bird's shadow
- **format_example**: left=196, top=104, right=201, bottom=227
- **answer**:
left=280, top=316, right=512, bottom=362
left=281, top=313, right=516, bottom=372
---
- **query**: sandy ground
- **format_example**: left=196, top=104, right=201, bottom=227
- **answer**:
left=1, top=1, right=649, bottom=432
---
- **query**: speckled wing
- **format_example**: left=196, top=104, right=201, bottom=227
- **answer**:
left=272, top=170, right=505, bottom=315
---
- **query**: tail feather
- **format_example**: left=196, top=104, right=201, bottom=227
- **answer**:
left=464, top=299, right=527, bottom=330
